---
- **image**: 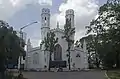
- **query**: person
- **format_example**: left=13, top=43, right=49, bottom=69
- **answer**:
left=59, top=67, right=63, bottom=72
left=54, top=67, right=57, bottom=72
left=18, top=73, right=24, bottom=79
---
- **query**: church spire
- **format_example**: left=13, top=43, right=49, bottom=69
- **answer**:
left=83, top=39, right=87, bottom=53
left=27, top=39, right=31, bottom=44
left=57, top=21, right=59, bottom=28
left=27, top=38, right=32, bottom=52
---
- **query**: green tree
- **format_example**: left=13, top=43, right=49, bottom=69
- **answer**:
left=85, top=12, right=106, bottom=68
left=81, top=35, right=96, bottom=68
left=76, top=35, right=100, bottom=68
left=0, top=20, right=25, bottom=79
left=96, top=0, right=120, bottom=68
left=40, top=31, right=58, bottom=71
left=62, top=19, right=75, bottom=70
left=86, top=0, right=120, bottom=68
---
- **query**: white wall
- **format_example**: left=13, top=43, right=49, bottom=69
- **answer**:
left=43, top=50, right=50, bottom=69
left=26, top=47, right=45, bottom=70
left=70, top=48, right=85, bottom=69
left=54, top=31, right=68, bottom=61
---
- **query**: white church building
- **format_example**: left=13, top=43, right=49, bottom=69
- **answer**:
left=24, top=8, right=88, bottom=71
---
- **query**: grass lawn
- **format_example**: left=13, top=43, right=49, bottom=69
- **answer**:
left=106, top=70, right=120, bottom=79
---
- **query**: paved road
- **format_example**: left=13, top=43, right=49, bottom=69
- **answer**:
left=23, top=71, right=105, bottom=79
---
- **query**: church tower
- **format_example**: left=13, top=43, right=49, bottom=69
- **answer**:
left=26, top=39, right=32, bottom=52
left=65, top=9, right=74, bottom=28
left=41, top=8, right=50, bottom=40
left=41, top=8, right=50, bottom=69
left=65, top=9, right=75, bottom=50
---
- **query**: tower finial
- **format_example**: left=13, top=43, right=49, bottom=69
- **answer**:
left=83, top=39, right=87, bottom=53
left=57, top=21, right=59, bottom=28
left=27, top=38, right=32, bottom=52
left=27, top=38, right=31, bottom=44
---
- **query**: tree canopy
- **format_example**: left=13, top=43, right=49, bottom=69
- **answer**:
left=84, top=0, right=120, bottom=68
left=62, top=18, right=75, bottom=70
left=0, top=20, right=25, bottom=71
left=40, top=31, right=58, bottom=70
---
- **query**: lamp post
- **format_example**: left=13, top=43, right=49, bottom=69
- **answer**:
left=19, top=21, right=38, bottom=72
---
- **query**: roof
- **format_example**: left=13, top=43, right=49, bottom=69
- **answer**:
left=50, top=27, right=64, bottom=34
left=27, top=46, right=40, bottom=53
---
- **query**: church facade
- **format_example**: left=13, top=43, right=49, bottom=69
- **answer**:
left=24, top=8, right=88, bottom=71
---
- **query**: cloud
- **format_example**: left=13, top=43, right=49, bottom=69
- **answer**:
left=51, top=0, right=99, bottom=40
left=0, top=0, right=52, bottom=20
left=0, top=0, right=52, bottom=47
left=31, top=39, right=42, bottom=47
left=39, top=0, right=52, bottom=6
left=9, top=0, right=52, bottom=6
left=50, top=13, right=58, bottom=29
left=0, top=0, right=99, bottom=47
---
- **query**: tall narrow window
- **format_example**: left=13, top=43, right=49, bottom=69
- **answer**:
left=45, top=57, right=46, bottom=62
left=45, top=17, right=47, bottom=26
left=45, top=17, right=46, bottom=20
left=33, top=52, right=39, bottom=64
left=54, top=44, right=62, bottom=60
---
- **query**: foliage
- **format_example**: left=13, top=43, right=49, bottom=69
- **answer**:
left=0, top=20, right=25, bottom=79
left=85, top=0, right=120, bottom=68
left=62, top=18, right=75, bottom=70
left=76, top=35, right=100, bottom=68
left=40, top=31, right=58, bottom=53
left=74, top=40, right=81, bottom=48
left=40, top=31, right=58, bottom=70
left=107, top=70, right=120, bottom=79
left=5, top=71, right=27, bottom=79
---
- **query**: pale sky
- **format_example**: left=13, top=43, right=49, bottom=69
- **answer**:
left=0, top=0, right=107, bottom=47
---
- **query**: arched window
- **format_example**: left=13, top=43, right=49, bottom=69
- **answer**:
left=45, top=57, right=46, bottom=62
left=54, top=44, right=62, bottom=60
left=45, top=17, right=46, bottom=20
left=33, top=52, right=39, bottom=64
left=44, top=17, right=47, bottom=26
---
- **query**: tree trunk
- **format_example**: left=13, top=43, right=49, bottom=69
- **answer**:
left=68, top=50, right=71, bottom=70
left=0, top=71, right=5, bottom=79
left=0, top=58, right=6, bottom=79
left=116, top=52, right=120, bottom=68
left=67, top=42, right=71, bottom=70
left=95, top=57, right=100, bottom=68
left=48, top=52, right=52, bottom=71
